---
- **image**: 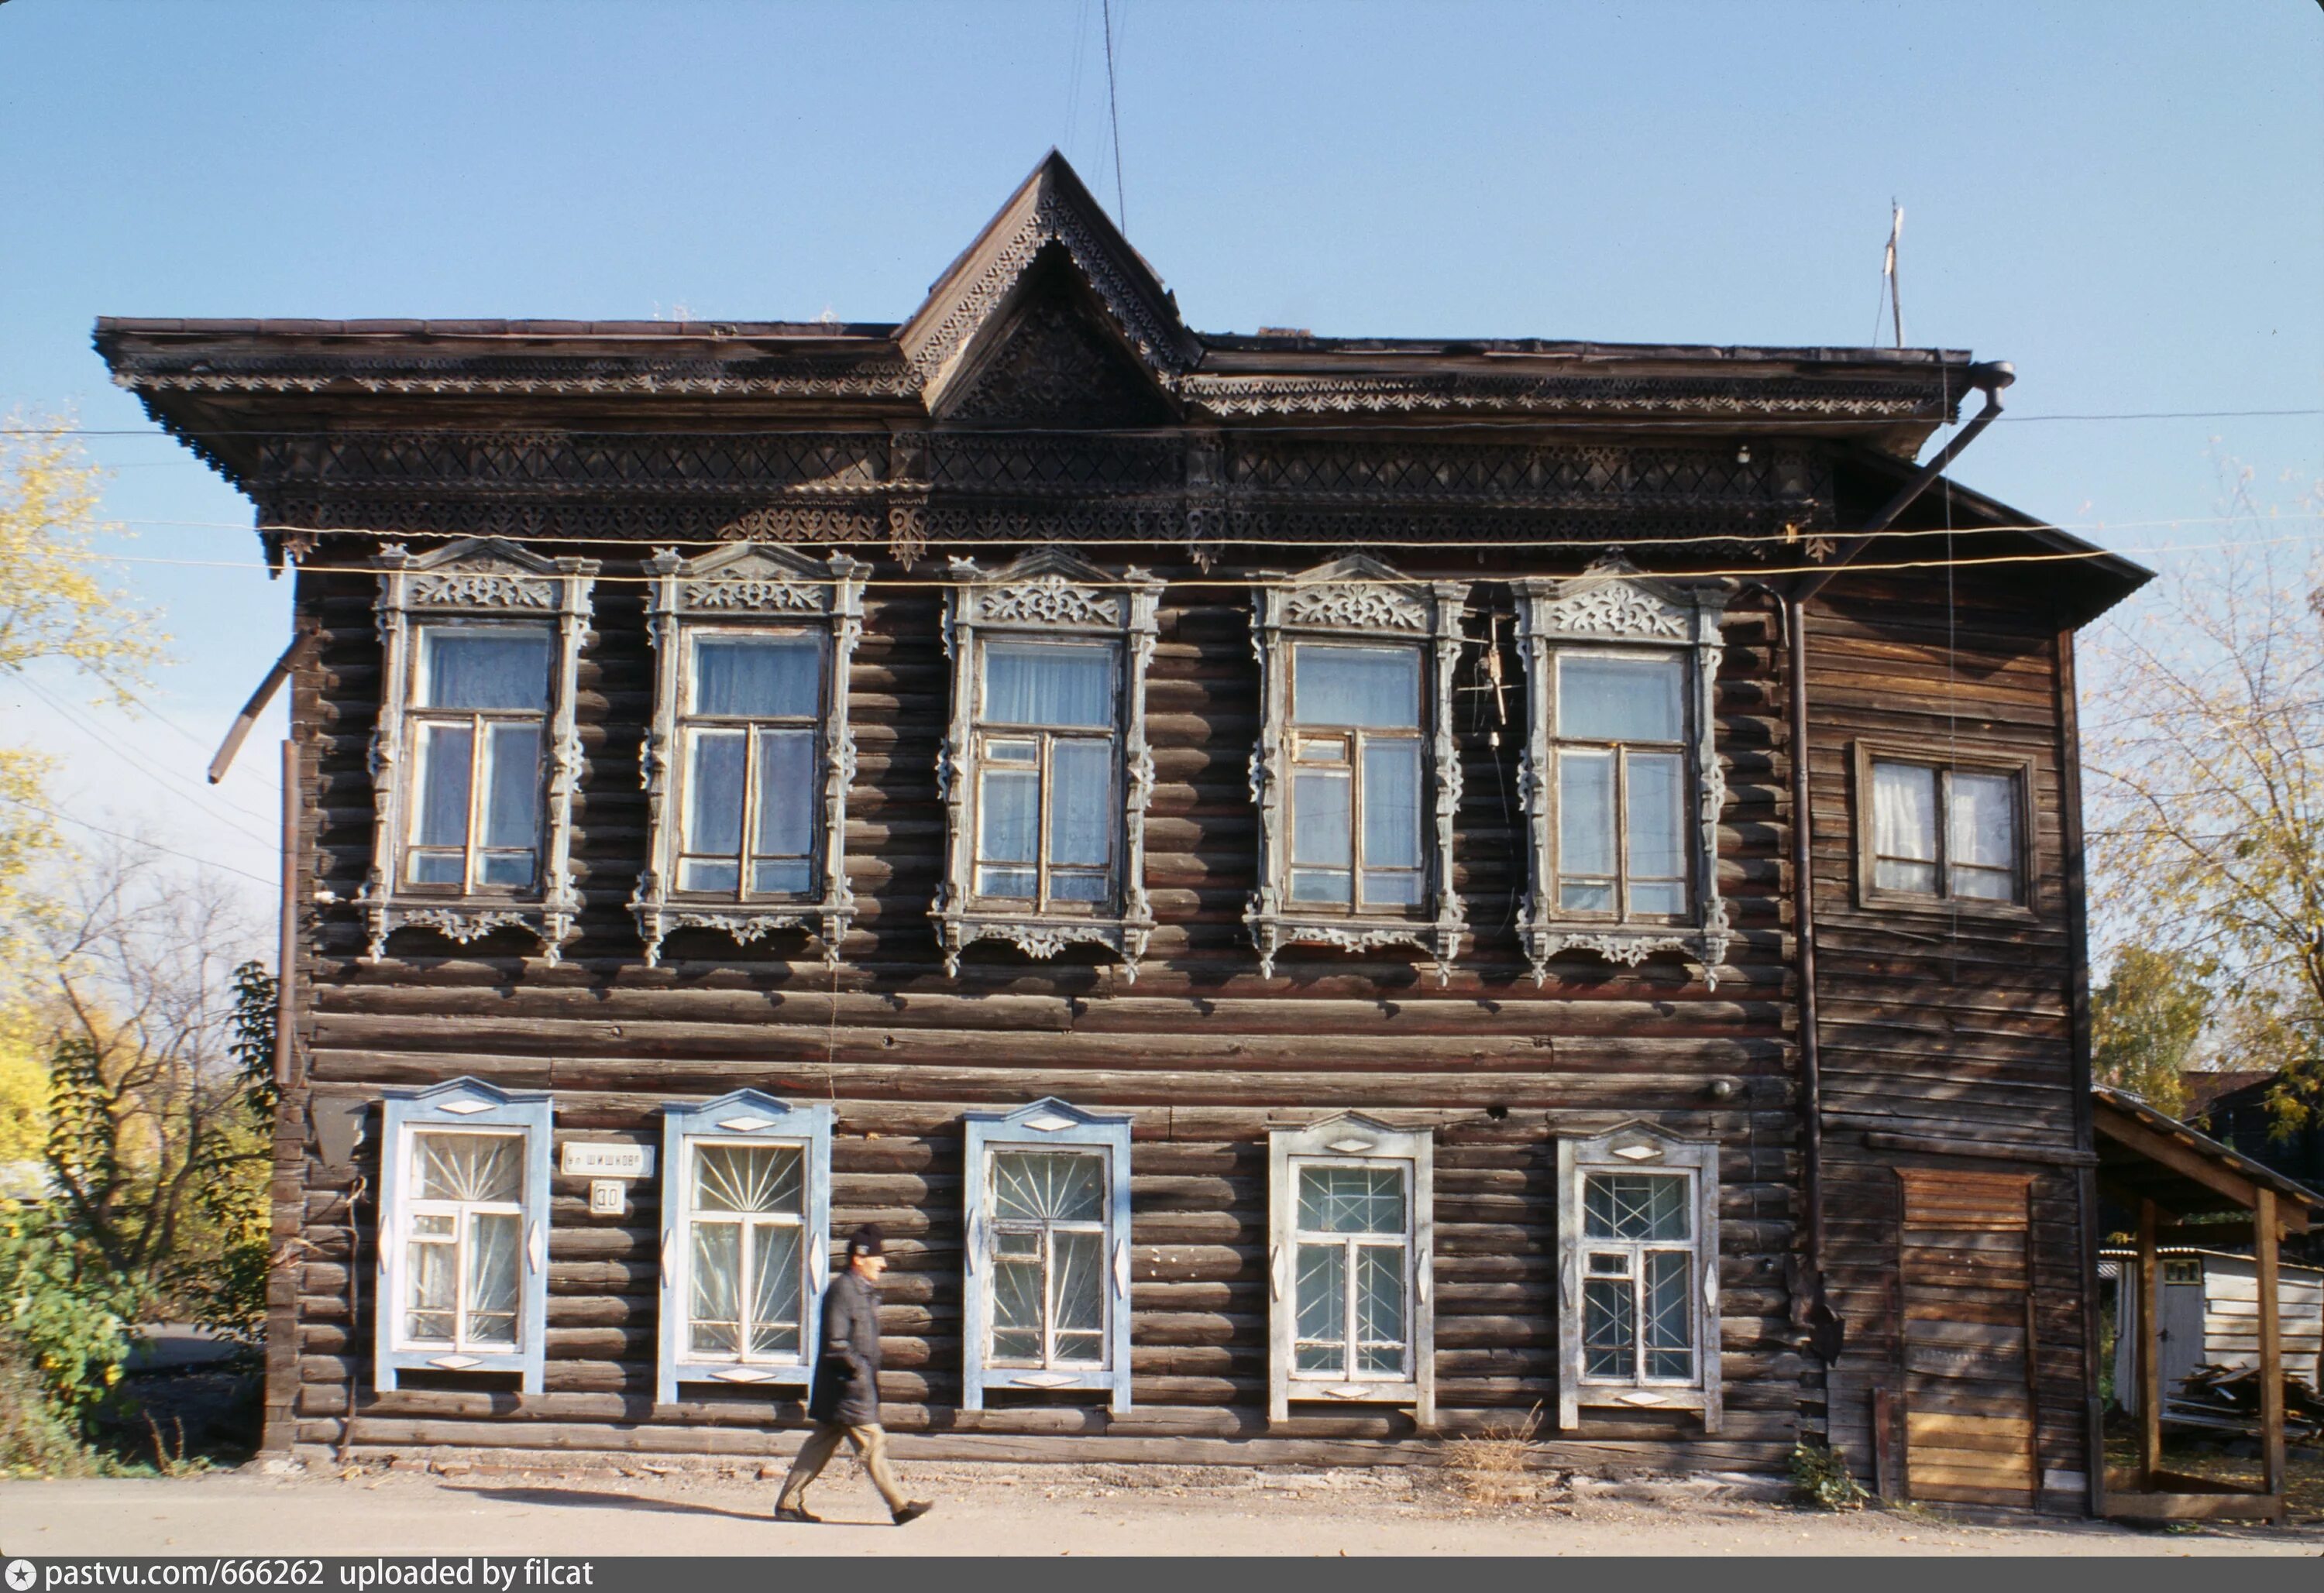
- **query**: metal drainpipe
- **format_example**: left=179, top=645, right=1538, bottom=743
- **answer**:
left=1786, top=362, right=2013, bottom=1382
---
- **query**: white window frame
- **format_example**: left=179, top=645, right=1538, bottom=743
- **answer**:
left=1248, top=555, right=1470, bottom=985
left=1851, top=740, right=2037, bottom=918
left=375, top=1076, right=552, bottom=1394
left=961, top=1097, right=1133, bottom=1413
left=1267, top=1114, right=1435, bottom=1425
left=360, top=538, right=596, bottom=963
left=933, top=549, right=1163, bottom=981
left=633, top=544, right=866, bottom=966
left=1556, top=1122, right=1721, bottom=1433
left=655, top=1090, right=833, bottom=1406
left=1514, top=554, right=1731, bottom=987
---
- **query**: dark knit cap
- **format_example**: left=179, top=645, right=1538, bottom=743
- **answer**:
left=847, top=1224, right=885, bottom=1259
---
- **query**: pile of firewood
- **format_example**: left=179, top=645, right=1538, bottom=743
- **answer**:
left=2165, top=1364, right=2324, bottom=1443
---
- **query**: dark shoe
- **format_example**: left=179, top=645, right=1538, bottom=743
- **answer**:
left=775, top=1505, right=820, bottom=1523
left=892, top=1500, right=934, bottom=1526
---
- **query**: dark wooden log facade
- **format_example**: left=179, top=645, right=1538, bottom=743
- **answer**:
left=98, top=155, right=2147, bottom=1503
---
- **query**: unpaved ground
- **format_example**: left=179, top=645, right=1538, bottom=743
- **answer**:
left=5, top=1461, right=2321, bottom=1556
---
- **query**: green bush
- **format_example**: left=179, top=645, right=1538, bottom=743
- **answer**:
left=1790, top=1440, right=1872, bottom=1510
left=0, top=1202, right=140, bottom=1471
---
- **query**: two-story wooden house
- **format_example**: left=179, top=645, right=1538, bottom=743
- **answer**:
left=99, top=154, right=2149, bottom=1510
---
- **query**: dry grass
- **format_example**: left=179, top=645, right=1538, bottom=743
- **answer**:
left=1439, top=1403, right=1544, bottom=1505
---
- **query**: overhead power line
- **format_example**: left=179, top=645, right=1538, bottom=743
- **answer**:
left=0, top=792, right=275, bottom=887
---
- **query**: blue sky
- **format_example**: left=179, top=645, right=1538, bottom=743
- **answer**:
left=2, top=0, right=2318, bottom=898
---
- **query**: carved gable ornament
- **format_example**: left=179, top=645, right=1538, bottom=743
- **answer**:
left=1513, top=554, right=1733, bottom=987
left=631, top=542, right=868, bottom=967
left=358, top=537, right=596, bottom=963
left=1246, top=555, right=1473, bottom=985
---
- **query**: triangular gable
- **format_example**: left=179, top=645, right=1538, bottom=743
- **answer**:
left=384, top=1075, right=551, bottom=1111
left=899, top=152, right=1195, bottom=407
left=969, top=1096, right=1132, bottom=1133
left=949, top=544, right=1132, bottom=589
left=661, top=1089, right=813, bottom=1133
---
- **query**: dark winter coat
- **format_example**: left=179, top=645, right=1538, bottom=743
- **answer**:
left=806, top=1269, right=883, bottom=1426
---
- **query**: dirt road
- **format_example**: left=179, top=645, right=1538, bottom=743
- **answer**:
left=4, top=1461, right=2318, bottom=1557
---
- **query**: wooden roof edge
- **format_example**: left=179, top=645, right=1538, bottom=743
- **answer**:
left=2096, top=1245, right=2324, bottom=1277
left=2093, top=1085, right=2323, bottom=1226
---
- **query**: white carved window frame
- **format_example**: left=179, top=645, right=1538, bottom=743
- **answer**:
left=1514, top=554, right=1731, bottom=987
left=1555, top=1121, right=1722, bottom=1433
left=631, top=544, right=867, bottom=967
left=374, top=1076, right=553, bottom=1395
left=1247, top=554, right=1471, bottom=985
left=961, top=1097, right=1135, bottom=1414
left=361, top=537, right=597, bottom=963
left=933, top=548, right=1163, bottom=980
left=1267, top=1113, right=1435, bottom=1426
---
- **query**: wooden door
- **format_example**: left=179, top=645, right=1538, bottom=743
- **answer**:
left=1896, top=1168, right=2039, bottom=1507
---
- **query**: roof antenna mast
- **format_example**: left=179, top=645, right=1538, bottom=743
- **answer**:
left=1102, top=0, right=1127, bottom=236
left=1880, top=201, right=1905, bottom=348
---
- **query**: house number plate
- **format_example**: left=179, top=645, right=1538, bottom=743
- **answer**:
left=562, top=1142, right=654, bottom=1178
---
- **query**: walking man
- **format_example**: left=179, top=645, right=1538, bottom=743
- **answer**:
left=775, top=1224, right=933, bottom=1526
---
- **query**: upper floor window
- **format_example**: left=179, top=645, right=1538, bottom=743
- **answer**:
left=1555, top=1123, right=1721, bottom=1433
left=1858, top=745, right=2030, bottom=910
left=634, top=544, right=865, bottom=966
left=961, top=1099, right=1133, bottom=1413
left=656, top=1091, right=833, bottom=1406
left=361, top=539, right=596, bottom=963
left=933, top=551, right=1163, bottom=980
left=1267, top=1114, right=1435, bottom=1425
left=1514, top=556, right=1731, bottom=986
left=1248, top=556, right=1471, bottom=984
left=375, top=1078, right=552, bottom=1395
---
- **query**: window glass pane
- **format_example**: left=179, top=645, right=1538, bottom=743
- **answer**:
left=1559, top=750, right=1617, bottom=877
left=679, top=859, right=741, bottom=894
left=409, top=852, right=465, bottom=886
left=689, top=633, right=820, bottom=718
left=1051, top=1230, right=1105, bottom=1365
left=978, top=767, right=1039, bottom=867
left=750, top=1224, right=804, bottom=1357
left=1583, top=1172, right=1690, bottom=1241
left=1362, top=739, right=1422, bottom=870
left=1294, top=646, right=1421, bottom=730
left=1049, top=739, right=1114, bottom=868
left=1948, top=770, right=2017, bottom=898
left=1872, top=761, right=1939, bottom=895
left=1583, top=1277, right=1633, bottom=1378
left=1643, top=1251, right=1694, bottom=1379
left=985, top=643, right=1114, bottom=729
left=694, top=1143, right=803, bottom=1216
left=978, top=867, right=1037, bottom=899
left=1298, top=1166, right=1406, bottom=1234
left=1047, top=870, right=1109, bottom=904
left=991, top=1248, right=1043, bottom=1361
left=752, top=729, right=816, bottom=862
left=421, top=630, right=552, bottom=712
left=1627, top=750, right=1686, bottom=909
left=405, top=1239, right=456, bottom=1343
left=481, top=723, right=540, bottom=851
left=1291, top=771, right=1351, bottom=867
left=412, top=723, right=473, bottom=848
left=754, top=860, right=811, bottom=895
left=1354, top=1243, right=1407, bottom=1370
left=1558, top=654, right=1683, bottom=743
left=1363, top=870, right=1423, bottom=908
left=1290, top=869, right=1353, bottom=905
left=690, top=1221, right=741, bottom=1355
left=1295, top=1242, right=1346, bottom=1363
left=992, top=1151, right=1105, bottom=1224
left=466, top=1210, right=521, bottom=1346
left=414, top=1133, right=521, bottom=1204
left=987, top=738, right=1038, bottom=764
left=684, top=730, right=747, bottom=857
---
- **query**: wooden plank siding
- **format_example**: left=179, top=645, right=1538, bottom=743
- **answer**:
left=1805, top=572, right=2093, bottom=1509
left=281, top=558, right=1815, bottom=1466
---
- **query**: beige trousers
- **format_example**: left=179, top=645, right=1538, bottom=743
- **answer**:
left=775, top=1421, right=907, bottom=1514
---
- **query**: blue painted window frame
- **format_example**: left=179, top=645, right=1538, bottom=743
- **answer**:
left=375, top=1077, right=554, bottom=1394
left=961, top=1097, right=1134, bottom=1413
left=656, top=1091, right=834, bottom=1406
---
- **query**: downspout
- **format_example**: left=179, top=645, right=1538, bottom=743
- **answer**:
left=1784, top=362, right=2013, bottom=1387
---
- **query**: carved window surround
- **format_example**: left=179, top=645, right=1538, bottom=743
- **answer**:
left=932, top=548, right=1164, bottom=981
left=359, top=537, right=596, bottom=963
left=1514, top=554, right=1731, bottom=987
left=1554, top=1122, right=1722, bottom=1434
left=1246, top=555, right=1471, bottom=986
left=631, top=543, right=867, bottom=967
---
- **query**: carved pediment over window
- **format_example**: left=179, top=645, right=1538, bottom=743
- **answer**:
left=933, top=548, right=1164, bottom=980
left=358, top=538, right=596, bottom=963
left=1514, top=554, right=1732, bottom=987
left=1246, top=555, right=1472, bottom=986
left=631, top=543, right=866, bottom=967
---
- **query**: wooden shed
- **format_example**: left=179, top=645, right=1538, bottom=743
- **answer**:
left=2102, top=1248, right=2324, bottom=1415
left=98, top=152, right=2153, bottom=1507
